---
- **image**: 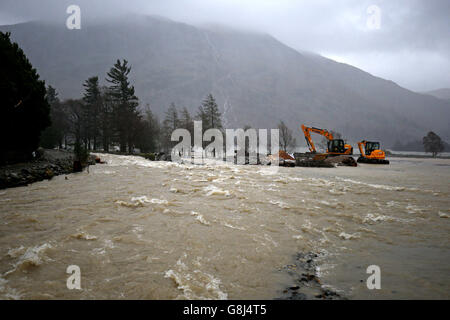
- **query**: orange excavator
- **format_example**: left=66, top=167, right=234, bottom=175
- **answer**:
left=357, top=140, right=389, bottom=164
left=301, top=124, right=353, bottom=158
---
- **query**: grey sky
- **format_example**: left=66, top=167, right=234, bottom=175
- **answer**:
left=1, top=0, right=449, bottom=91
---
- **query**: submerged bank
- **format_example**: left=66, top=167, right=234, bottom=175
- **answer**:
left=278, top=252, right=344, bottom=300
left=0, top=149, right=96, bottom=189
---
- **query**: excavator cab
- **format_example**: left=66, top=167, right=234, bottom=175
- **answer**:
left=364, top=141, right=380, bottom=155
left=327, top=139, right=346, bottom=154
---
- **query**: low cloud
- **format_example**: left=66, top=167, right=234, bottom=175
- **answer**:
left=1, top=0, right=449, bottom=91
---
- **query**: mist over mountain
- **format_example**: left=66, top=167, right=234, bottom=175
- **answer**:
left=423, top=88, right=450, bottom=102
left=2, top=14, right=449, bottom=148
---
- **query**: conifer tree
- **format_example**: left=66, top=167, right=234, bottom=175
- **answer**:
left=40, top=85, right=69, bottom=149
left=106, top=59, right=139, bottom=153
left=0, top=32, right=50, bottom=164
left=82, top=76, right=101, bottom=150
left=200, top=94, right=222, bottom=130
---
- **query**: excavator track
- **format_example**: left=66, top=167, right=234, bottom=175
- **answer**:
left=357, top=157, right=390, bottom=164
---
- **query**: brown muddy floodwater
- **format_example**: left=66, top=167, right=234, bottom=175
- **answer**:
left=0, top=154, right=449, bottom=299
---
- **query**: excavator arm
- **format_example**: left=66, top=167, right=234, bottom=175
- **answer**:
left=301, top=124, right=334, bottom=153
left=358, top=141, right=366, bottom=157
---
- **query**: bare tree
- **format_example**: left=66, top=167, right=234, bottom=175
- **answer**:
left=278, top=120, right=296, bottom=153
left=162, top=103, right=179, bottom=154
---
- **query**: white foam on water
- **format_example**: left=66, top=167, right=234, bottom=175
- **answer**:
left=71, top=231, right=98, bottom=240
left=328, top=188, right=346, bottom=195
left=288, top=177, right=304, bottom=182
left=256, top=167, right=280, bottom=176
left=367, top=183, right=405, bottom=191
left=0, top=276, right=23, bottom=300
left=386, top=201, right=397, bottom=207
left=339, top=178, right=437, bottom=195
left=103, top=239, right=115, bottom=248
left=406, top=204, right=423, bottom=214
left=99, top=154, right=180, bottom=169
left=316, top=263, right=337, bottom=279
left=252, top=233, right=279, bottom=249
left=191, top=211, right=211, bottom=226
left=95, top=170, right=116, bottom=175
left=363, top=213, right=394, bottom=224
left=116, top=196, right=168, bottom=207
left=438, top=211, right=449, bottom=218
left=7, top=246, right=26, bottom=258
left=264, top=234, right=278, bottom=247
left=339, top=232, right=359, bottom=240
left=90, top=239, right=116, bottom=256
left=91, top=247, right=106, bottom=255
left=269, top=200, right=290, bottom=209
left=336, top=177, right=406, bottom=191
left=164, top=255, right=228, bottom=300
left=150, top=198, right=169, bottom=204
left=222, top=222, right=246, bottom=231
left=116, top=197, right=148, bottom=207
left=132, top=225, right=144, bottom=239
left=204, top=185, right=231, bottom=197
left=318, top=200, right=342, bottom=209
left=5, top=243, right=53, bottom=276
left=301, top=220, right=314, bottom=233
left=308, top=177, right=335, bottom=187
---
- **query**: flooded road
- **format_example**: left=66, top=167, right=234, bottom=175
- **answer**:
left=0, top=154, right=449, bottom=299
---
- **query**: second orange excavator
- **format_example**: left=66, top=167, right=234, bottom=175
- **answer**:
left=357, top=140, right=389, bottom=164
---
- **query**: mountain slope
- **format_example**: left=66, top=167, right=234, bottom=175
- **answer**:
left=2, top=15, right=449, bottom=147
left=423, top=88, right=450, bottom=102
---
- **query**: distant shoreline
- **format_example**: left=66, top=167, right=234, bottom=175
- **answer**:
left=96, top=150, right=450, bottom=161
left=386, top=153, right=450, bottom=160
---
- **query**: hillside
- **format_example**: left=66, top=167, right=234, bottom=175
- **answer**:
left=423, top=88, right=450, bottom=102
left=2, top=15, right=449, bottom=147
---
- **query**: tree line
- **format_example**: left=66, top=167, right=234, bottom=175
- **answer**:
left=0, top=29, right=299, bottom=164
left=41, top=59, right=225, bottom=156
left=393, top=131, right=447, bottom=157
left=39, top=57, right=298, bottom=160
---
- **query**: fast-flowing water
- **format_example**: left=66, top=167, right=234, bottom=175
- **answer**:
left=0, top=154, right=449, bottom=299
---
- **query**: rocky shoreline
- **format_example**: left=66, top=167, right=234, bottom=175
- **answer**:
left=277, top=252, right=344, bottom=300
left=0, top=149, right=96, bottom=189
